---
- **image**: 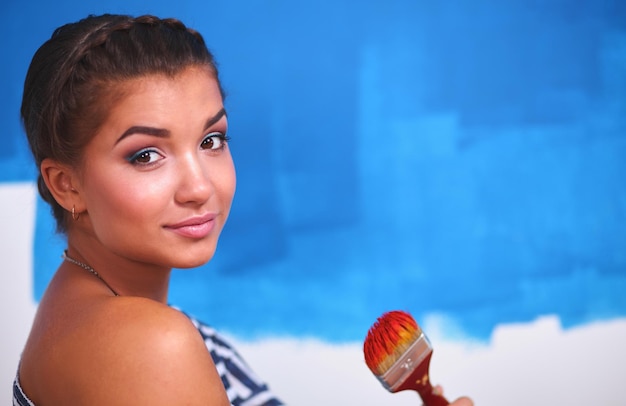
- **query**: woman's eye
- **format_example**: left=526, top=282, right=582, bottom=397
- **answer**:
left=127, top=149, right=163, bottom=165
left=201, top=132, right=230, bottom=150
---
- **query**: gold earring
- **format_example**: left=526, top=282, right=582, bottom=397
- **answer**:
left=72, top=205, right=80, bottom=221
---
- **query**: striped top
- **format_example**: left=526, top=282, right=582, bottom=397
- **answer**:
left=13, top=309, right=284, bottom=406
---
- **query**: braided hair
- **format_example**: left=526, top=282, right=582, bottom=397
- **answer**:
left=21, top=14, right=223, bottom=233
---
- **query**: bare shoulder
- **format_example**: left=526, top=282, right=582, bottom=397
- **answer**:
left=50, top=297, right=229, bottom=405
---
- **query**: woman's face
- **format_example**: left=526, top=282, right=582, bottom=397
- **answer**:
left=76, top=66, right=236, bottom=269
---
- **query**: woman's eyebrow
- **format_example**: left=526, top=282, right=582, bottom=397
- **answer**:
left=115, top=107, right=227, bottom=145
left=204, top=107, right=227, bottom=130
left=115, top=126, right=170, bottom=144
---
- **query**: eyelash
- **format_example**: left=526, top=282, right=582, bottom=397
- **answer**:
left=126, top=132, right=231, bottom=166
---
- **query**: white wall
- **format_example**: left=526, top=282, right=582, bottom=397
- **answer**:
left=231, top=316, right=626, bottom=405
left=3, top=183, right=625, bottom=405
left=1, top=183, right=38, bottom=400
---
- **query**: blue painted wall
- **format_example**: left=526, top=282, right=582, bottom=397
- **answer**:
left=2, top=0, right=625, bottom=341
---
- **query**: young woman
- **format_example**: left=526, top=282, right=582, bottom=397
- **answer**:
left=15, top=13, right=283, bottom=406
left=15, top=13, right=472, bottom=406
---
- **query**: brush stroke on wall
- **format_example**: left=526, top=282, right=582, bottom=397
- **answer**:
left=1, top=0, right=625, bottom=342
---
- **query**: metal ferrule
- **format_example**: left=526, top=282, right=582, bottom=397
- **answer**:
left=376, top=332, right=433, bottom=392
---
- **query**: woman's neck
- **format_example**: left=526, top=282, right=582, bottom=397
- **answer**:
left=65, top=234, right=172, bottom=303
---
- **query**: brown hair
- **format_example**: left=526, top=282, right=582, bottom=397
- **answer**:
left=21, top=14, right=223, bottom=232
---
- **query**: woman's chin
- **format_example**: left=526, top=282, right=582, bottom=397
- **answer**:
left=173, top=250, right=216, bottom=269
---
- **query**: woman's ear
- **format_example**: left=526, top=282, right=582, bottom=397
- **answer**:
left=40, top=158, right=84, bottom=213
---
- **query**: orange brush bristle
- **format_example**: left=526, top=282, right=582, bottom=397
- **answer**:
left=363, top=310, right=422, bottom=375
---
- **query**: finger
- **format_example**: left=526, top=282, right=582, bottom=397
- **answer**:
left=450, top=396, right=474, bottom=406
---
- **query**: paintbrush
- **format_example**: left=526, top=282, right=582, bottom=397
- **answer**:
left=363, top=310, right=449, bottom=406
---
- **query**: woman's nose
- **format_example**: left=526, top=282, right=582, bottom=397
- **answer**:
left=174, top=154, right=213, bottom=205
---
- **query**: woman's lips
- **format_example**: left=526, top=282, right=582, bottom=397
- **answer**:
left=165, top=213, right=217, bottom=239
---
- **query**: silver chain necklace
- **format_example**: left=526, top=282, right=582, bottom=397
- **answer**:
left=62, top=250, right=120, bottom=296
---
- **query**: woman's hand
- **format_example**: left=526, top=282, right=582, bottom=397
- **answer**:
left=449, top=397, right=473, bottom=406
left=433, top=385, right=473, bottom=406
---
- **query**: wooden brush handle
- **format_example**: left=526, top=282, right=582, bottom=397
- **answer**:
left=395, top=352, right=449, bottom=405
left=418, top=387, right=449, bottom=406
